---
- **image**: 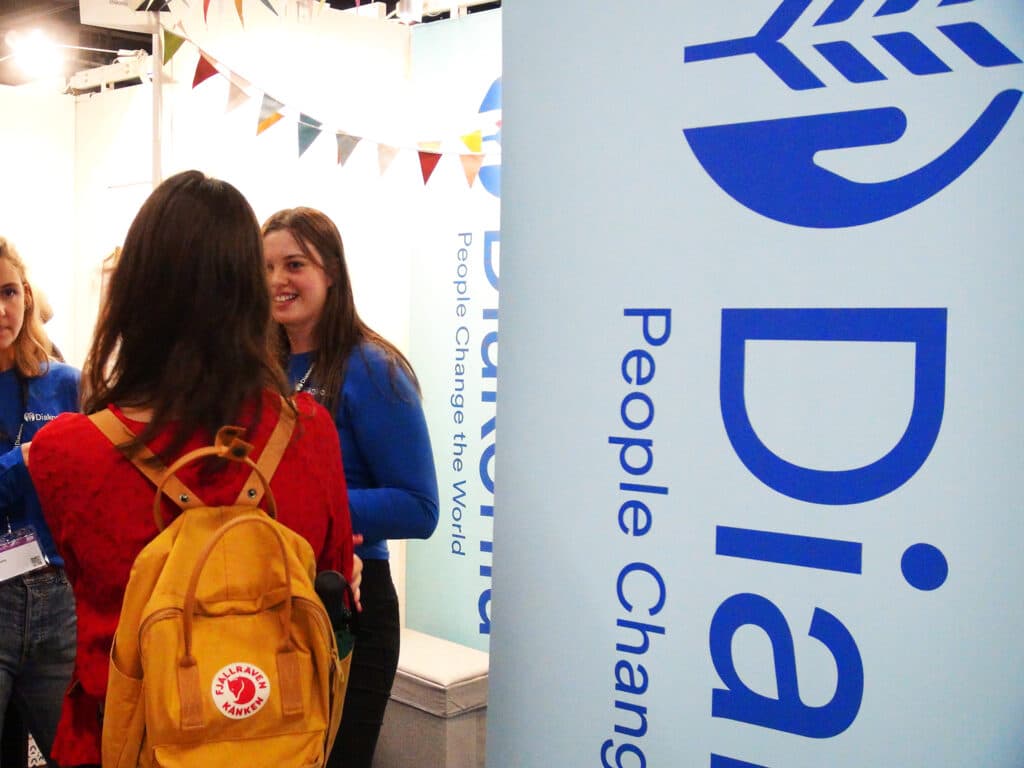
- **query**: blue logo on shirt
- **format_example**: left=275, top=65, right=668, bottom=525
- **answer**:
left=683, top=0, right=1022, bottom=228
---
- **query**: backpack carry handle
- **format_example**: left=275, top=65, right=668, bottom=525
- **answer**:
left=153, top=426, right=279, bottom=531
left=177, top=513, right=307, bottom=729
left=180, top=512, right=296, bottom=660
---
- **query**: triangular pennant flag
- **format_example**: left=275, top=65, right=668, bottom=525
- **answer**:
left=258, top=94, right=286, bottom=135
left=378, top=144, right=399, bottom=176
left=460, top=154, right=484, bottom=187
left=336, top=133, right=361, bottom=166
left=226, top=76, right=251, bottom=112
left=461, top=131, right=483, bottom=154
left=418, top=151, right=442, bottom=185
left=162, top=29, right=185, bottom=65
left=192, top=54, right=218, bottom=89
left=235, top=0, right=245, bottom=25
left=298, top=114, right=323, bottom=157
left=203, top=0, right=211, bottom=22
left=259, top=0, right=279, bottom=15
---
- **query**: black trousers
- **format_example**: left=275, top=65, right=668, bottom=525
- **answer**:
left=1, top=708, right=28, bottom=768
left=328, top=560, right=400, bottom=768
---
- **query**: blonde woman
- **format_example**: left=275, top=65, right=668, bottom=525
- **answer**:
left=0, top=236, right=79, bottom=767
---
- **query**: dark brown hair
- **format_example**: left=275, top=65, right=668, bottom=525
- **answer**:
left=0, top=236, right=54, bottom=378
left=261, top=206, right=419, bottom=414
left=83, top=170, right=291, bottom=460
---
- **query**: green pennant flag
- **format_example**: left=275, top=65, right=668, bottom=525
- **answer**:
left=163, top=29, right=185, bottom=65
left=298, top=114, right=323, bottom=157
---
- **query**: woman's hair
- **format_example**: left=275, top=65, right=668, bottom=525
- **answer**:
left=0, top=236, right=54, bottom=378
left=83, top=170, right=291, bottom=460
left=262, top=207, right=419, bottom=414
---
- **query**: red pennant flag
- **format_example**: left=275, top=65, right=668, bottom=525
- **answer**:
left=203, top=0, right=211, bottom=22
left=192, top=55, right=218, bottom=88
left=418, top=151, right=442, bottom=185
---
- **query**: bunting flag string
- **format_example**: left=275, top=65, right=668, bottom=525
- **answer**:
left=161, top=12, right=499, bottom=187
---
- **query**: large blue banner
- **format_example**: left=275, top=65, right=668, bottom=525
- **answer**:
left=405, top=10, right=502, bottom=651
left=491, top=1, right=1022, bottom=765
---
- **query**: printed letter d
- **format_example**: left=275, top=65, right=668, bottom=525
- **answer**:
left=720, top=308, right=946, bottom=505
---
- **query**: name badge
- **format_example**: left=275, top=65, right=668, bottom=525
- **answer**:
left=0, top=528, right=48, bottom=582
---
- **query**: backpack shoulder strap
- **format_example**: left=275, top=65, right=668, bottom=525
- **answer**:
left=234, top=396, right=297, bottom=506
left=89, top=409, right=204, bottom=512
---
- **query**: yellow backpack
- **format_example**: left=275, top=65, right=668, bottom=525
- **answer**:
left=91, top=407, right=348, bottom=768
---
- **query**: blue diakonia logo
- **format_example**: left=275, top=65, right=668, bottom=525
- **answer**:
left=683, top=0, right=1022, bottom=228
left=479, top=77, right=502, bottom=199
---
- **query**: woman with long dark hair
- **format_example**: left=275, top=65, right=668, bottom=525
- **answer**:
left=263, top=207, right=439, bottom=768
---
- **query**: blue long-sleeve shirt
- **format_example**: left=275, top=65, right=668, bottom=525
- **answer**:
left=289, top=343, right=439, bottom=561
left=0, top=362, right=80, bottom=567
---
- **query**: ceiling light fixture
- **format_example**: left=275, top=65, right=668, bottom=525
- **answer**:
left=1, top=28, right=125, bottom=81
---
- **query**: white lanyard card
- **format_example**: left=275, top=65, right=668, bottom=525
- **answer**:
left=0, top=527, right=48, bottom=582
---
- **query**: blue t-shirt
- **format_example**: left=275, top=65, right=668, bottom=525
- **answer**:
left=288, top=343, right=439, bottom=561
left=0, top=362, right=80, bottom=567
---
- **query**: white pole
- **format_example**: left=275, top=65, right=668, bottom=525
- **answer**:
left=151, top=11, right=164, bottom=188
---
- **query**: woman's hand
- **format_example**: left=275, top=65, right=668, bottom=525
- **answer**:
left=350, top=554, right=363, bottom=613
left=350, top=534, right=364, bottom=611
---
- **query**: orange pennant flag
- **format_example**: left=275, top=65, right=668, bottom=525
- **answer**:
left=235, top=0, right=245, bottom=25
left=378, top=145, right=399, bottom=176
left=461, top=131, right=483, bottom=154
left=418, top=152, right=442, bottom=185
left=192, top=55, right=218, bottom=88
left=460, top=154, right=484, bottom=187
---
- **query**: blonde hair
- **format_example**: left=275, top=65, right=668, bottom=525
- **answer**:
left=0, top=236, right=54, bottom=377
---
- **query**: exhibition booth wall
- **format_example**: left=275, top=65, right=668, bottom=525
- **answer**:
left=0, top=2, right=501, bottom=647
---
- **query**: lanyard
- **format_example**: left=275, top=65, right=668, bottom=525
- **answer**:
left=295, top=363, right=315, bottom=393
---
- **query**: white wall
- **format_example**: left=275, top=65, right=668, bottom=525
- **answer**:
left=0, top=81, right=75, bottom=356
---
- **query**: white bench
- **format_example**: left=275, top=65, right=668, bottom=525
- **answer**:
left=372, top=628, right=489, bottom=768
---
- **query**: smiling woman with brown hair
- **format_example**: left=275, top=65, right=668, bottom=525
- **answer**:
left=263, top=206, right=439, bottom=768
